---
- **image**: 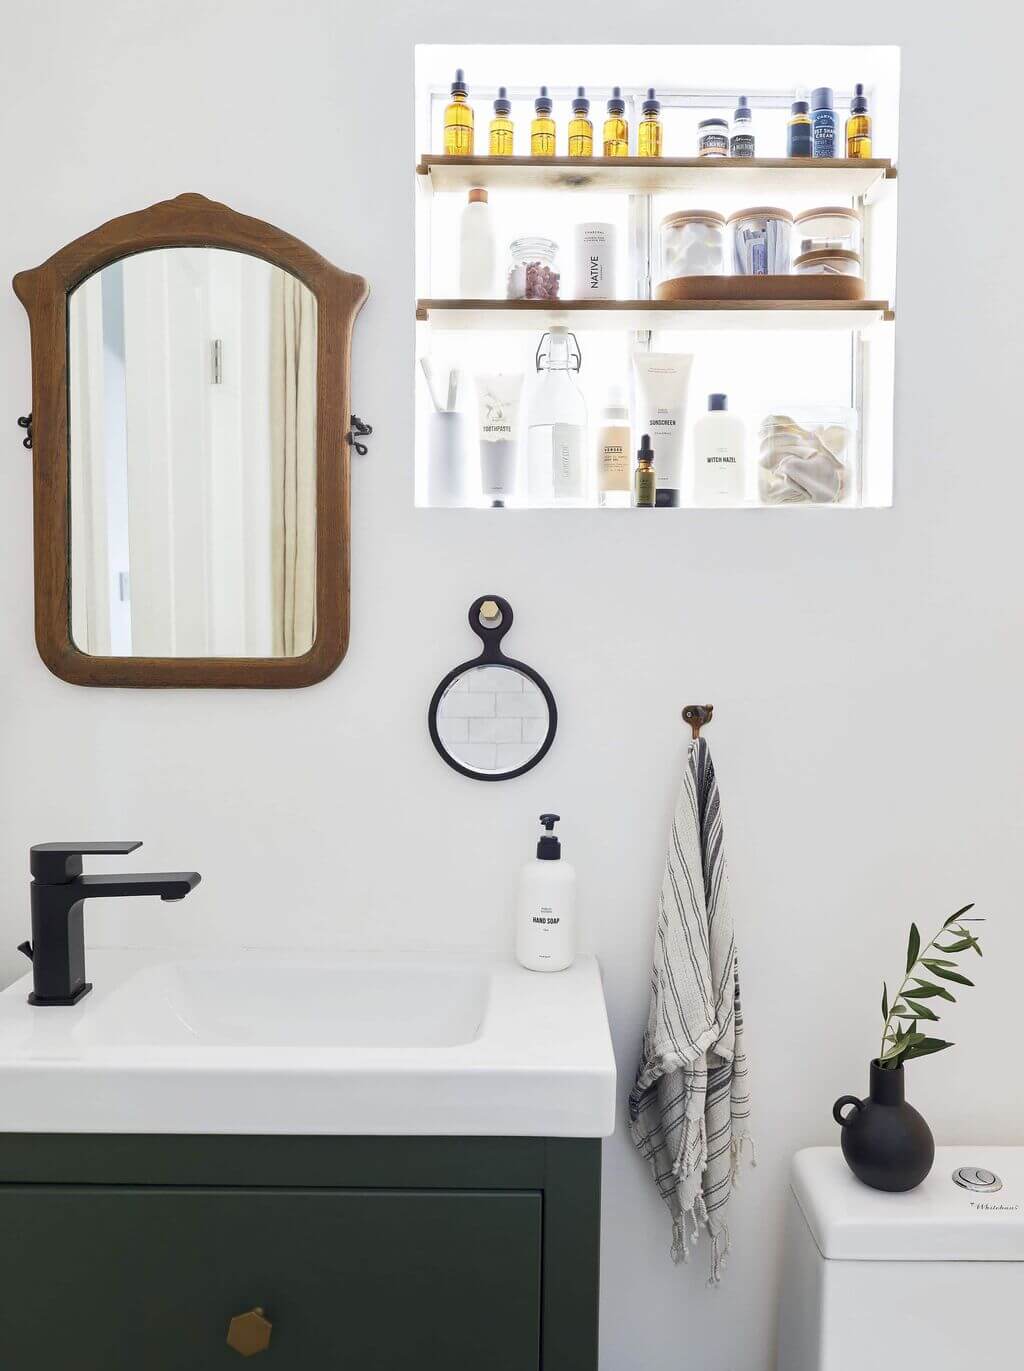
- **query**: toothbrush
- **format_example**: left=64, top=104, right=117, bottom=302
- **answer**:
left=420, top=357, right=443, bottom=412
left=447, top=369, right=460, bottom=412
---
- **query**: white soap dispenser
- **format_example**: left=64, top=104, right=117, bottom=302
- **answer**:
left=516, top=814, right=576, bottom=973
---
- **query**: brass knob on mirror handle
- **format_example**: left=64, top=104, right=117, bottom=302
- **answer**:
left=226, top=1306, right=273, bottom=1356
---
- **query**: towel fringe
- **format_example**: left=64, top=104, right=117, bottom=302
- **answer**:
left=708, top=1224, right=732, bottom=1286
left=729, top=1131, right=757, bottom=1183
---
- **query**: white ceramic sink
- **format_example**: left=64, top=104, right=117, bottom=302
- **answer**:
left=0, top=949, right=617, bottom=1137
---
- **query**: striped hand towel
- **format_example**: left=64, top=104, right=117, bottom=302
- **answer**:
left=629, top=735, right=753, bottom=1283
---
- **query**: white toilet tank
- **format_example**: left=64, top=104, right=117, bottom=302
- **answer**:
left=777, top=1146, right=1024, bottom=1371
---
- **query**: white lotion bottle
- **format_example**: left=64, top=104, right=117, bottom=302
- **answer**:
left=516, top=814, right=576, bottom=973
left=458, top=188, right=497, bottom=298
left=692, top=392, right=746, bottom=505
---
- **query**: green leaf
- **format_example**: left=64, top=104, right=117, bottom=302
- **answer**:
left=910, top=980, right=956, bottom=1001
left=906, top=923, right=921, bottom=974
left=881, top=983, right=889, bottom=1020
left=904, top=999, right=939, bottom=1021
left=944, top=904, right=975, bottom=927
left=901, top=1037, right=954, bottom=1061
left=922, top=964, right=974, bottom=988
left=935, top=938, right=974, bottom=954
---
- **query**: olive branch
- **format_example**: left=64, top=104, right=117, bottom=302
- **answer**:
left=879, top=904, right=983, bottom=1069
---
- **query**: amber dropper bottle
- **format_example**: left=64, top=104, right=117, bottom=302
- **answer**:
left=638, top=89, right=663, bottom=158
left=531, top=87, right=556, bottom=156
left=634, top=434, right=656, bottom=507
left=444, top=69, right=474, bottom=156
left=490, top=87, right=514, bottom=156
left=568, top=87, right=593, bottom=157
left=846, top=83, right=872, bottom=158
left=603, top=87, right=629, bottom=156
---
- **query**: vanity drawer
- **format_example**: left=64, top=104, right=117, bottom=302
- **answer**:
left=0, top=1186, right=542, bottom=1369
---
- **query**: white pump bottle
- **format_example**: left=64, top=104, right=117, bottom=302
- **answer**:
left=515, top=814, right=577, bottom=972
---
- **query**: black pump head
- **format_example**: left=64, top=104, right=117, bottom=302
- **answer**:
left=637, top=433, right=654, bottom=463
left=535, top=86, right=553, bottom=114
left=451, top=69, right=467, bottom=96
left=709, top=393, right=727, bottom=411
left=607, top=86, right=625, bottom=115
left=851, top=82, right=868, bottom=113
left=642, top=87, right=660, bottom=115
left=494, top=86, right=511, bottom=115
left=573, top=86, right=589, bottom=115
left=735, top=94, right=751, bottom=117
left=537, top=814, right=561, bottom=860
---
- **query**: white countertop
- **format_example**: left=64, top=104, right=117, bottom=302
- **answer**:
left=0, top=948, right=617, bottom=1138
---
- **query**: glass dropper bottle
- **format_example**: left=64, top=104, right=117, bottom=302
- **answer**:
left=638, top=89, right=662, bottom=158
left=531, top=87, right=556, bottom=156
left=568, top=87, right=593, bottom=157
left=603, top=87, right=629, bottom=156
left=490, top=87, right=514, bottom=156
left=444, top=69, right=474, bottom=156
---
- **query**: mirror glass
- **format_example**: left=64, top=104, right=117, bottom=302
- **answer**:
left=68, top=247, right=318, bottom=658
left=435, top=665, right=551, bottom=776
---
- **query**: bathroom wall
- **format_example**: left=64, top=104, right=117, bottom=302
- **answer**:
left=1, top=5, right=1021, bottom=1369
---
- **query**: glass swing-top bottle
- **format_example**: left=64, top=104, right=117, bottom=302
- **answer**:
left=527, top=328, right=588, bottom=507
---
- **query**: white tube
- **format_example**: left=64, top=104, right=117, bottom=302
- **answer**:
left=475, top=373, right=523, bottom=507
left=632, top=352, right=694, bottom=506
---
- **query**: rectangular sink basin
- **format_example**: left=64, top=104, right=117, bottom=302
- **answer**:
left=78, top=959, right=491, bottom=1049
left=0, top=949, right=616, bottom=1138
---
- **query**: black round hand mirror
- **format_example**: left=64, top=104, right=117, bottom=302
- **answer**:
left=428, top=596, right=557, bottom=782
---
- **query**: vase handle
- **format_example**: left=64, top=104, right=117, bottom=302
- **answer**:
left=833, top=1095, right=863, bottom=1126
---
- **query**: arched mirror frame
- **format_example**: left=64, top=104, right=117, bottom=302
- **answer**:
left=13, top=193, right=368, bottom=687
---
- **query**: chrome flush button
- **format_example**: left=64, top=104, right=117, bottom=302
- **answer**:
left=953, top=1166, right=1003, bottom=1193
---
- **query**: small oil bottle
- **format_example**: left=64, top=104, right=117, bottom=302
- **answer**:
left=787, top=94, right=812, bottom=157
left=531, top=87, right=556, bottom=157
left=637, top=89, right=662, bottom=158
left=634, top=434, right=656, bottom=507
left=568, top=87, right=593, bottom=158
left=846, top=83, right=872, bottom=158
left=603, top=87, right=629, bottom=156
left=490, top=87, right=514, bottom=156
left=444, top=69, right=474, bottom=156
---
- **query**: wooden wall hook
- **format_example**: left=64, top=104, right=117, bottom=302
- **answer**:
left=682, top=704, right=714, bottom=739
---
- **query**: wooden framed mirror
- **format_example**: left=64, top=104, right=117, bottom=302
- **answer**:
left=13, top=193, right=368, bottom=687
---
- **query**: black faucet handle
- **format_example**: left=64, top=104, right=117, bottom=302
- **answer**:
left=30, top=841, right=143, bottom=884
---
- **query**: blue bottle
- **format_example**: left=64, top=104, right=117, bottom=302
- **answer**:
left=811, top=87, right=837, bottom=159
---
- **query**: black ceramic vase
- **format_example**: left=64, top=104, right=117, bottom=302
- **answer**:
left=833, top=1059, right=935, bottom=1191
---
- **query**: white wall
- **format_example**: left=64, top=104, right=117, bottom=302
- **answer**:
left=1, top=4, right=1021, bottom=1369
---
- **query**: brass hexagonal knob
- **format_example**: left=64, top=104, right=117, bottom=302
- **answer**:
left=226, top=1306, right=273, bottom=1356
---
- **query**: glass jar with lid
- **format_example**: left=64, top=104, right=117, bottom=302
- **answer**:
left=658, top=210, right=726, bottom=283
left=507, top=237, right=561, bottom=300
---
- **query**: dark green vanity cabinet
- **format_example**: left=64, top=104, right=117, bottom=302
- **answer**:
left=0, top=1134, right=601, bottom=1369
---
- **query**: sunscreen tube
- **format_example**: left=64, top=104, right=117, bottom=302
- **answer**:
left=632, top=352, right=694, bottom=506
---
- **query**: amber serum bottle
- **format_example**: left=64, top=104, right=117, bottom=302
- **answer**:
left=846, top=83, right=872, bottom=158
left=490, top=87, right=514, bottom=155
left=444, top=69, right=474, bottom=156
left=568, top=87, right=593, bottom=157
left=603, top=87, right=629, bottom=156
left=637, top=89, right=663, bottom=158
left=634, top=434, right=656, bottom=507
left=531, top=87, right=556, bottom=156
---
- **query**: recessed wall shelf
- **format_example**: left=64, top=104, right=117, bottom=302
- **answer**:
left=415, top=46, right=901, bottom=509
left=417, top=299, right=895, bottom=332
left=417, top=155, right=896, bottom=201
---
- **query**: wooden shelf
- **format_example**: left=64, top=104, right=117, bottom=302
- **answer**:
left=416, top=299, right=895, bottom=332
left=417, top=155, right=896, bottom=200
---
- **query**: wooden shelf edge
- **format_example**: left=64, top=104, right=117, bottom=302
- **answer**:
left=417, top=154, right=896, bottom=177
left=417, top=298, right=894, bottom=314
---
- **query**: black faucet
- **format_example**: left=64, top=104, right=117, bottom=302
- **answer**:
left=18, top=842, right=201, bottom=1006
